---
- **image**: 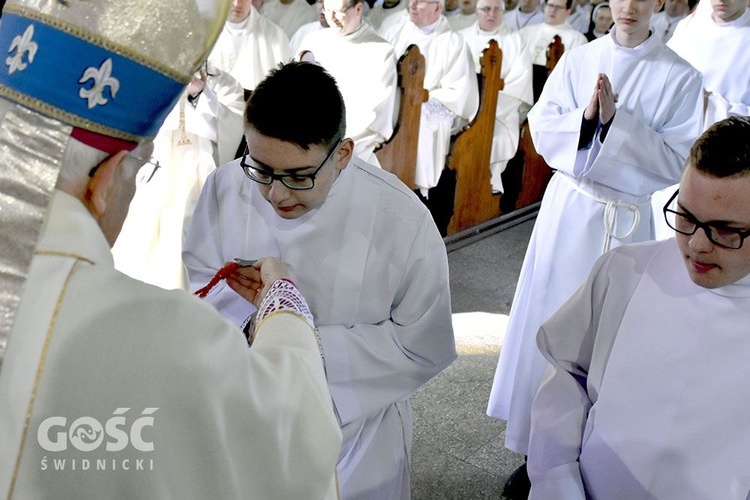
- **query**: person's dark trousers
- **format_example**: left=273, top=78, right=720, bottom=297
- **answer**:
left=414, top=168, right=456, bottom=237
left=503, top=457, right=530, bottom=500
left=500, top=148, right=525, bottom=214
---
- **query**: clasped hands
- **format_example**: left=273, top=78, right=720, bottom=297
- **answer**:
left=584, top=73, right=618, bottom=126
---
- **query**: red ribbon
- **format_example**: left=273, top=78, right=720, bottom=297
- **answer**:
left=194, top=262, right=240, bottom=298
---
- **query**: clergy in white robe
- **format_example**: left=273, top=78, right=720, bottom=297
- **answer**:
left=208, top=3, right=291, bottom=90
left=183, top=61, right=456, bottom=499
left=448, top=10, right=478, bottom=29
left=291, top=20, right=328, bottom=55
left=382, top=4, right=479, bottom=192
left=261, top=0, right=319, bottom=38
left=667, top=0, right=750, bottom=127
left=565, top=0, right=592, bottom=32
left=290, top=0, right=329, bottom=54
left=487, top=27, right=704, bottom=456
left=459, top=0, right=533, bottom=192
left=298, top=3, right=398, bottom=166
left=503, top=0, right=544, bottom=30
left=0, top=192, right=341, bottom=500
left=518, top=1, right=588, bottom=67
left=529, top=122, right=750, bottom=496
left=448, top=0, right=478, bottom=29
left=112, top=68, right=245, bottom=290
left=377, top=5, right=411, bottom=32
left=367, top=0, right=407, bottom=28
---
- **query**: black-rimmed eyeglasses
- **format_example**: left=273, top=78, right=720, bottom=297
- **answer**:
left=240, top=140, right=341, bottom=190
left=663, top=189, right=750, bottom=250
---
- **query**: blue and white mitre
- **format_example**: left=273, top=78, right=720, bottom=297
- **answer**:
left=0, top=0, right=231, bottom=371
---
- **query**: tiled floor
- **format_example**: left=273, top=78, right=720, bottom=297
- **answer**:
left=410, top=219, right=534, bottom=499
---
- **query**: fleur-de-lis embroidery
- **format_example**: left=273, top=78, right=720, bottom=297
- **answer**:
left=6, top=25, right=38, bottom=75
left=78, top=58, right=120, bottom=109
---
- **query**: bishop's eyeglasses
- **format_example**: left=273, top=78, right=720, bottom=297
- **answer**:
left=240, top=140, right=341, bottom=190
left=663, top=189, right=750, bottom=250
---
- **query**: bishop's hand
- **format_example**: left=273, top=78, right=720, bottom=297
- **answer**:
left=226, top=257, right=297, bottom=308
left=187, top=68, right=207, bottom=99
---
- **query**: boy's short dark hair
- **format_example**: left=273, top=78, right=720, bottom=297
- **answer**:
left=689, top=116, right=750, bottom=178
left=245, top=62, right=346, bottom=151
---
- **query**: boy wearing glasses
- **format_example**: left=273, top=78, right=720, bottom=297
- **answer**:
left=488, top=0, right=704, bottom=493
left=527, top=117, right=750, bottom=498
left=183, top=62, right=456, bottom=500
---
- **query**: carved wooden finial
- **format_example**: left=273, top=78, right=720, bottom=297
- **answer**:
left=546, top=35, right=565, bottom=75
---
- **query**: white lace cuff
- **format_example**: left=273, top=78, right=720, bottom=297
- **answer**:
left=256, top=279, right=314, bottom=327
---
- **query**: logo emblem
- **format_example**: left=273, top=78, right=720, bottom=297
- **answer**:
left=6, top=24, right=38, bottom=75
left=79, top=58, right=120, bottom=109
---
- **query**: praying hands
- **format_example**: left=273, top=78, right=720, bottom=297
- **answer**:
left=584, top=73, right=618, bottom=125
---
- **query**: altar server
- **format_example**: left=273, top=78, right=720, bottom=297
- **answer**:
left=184, top=62, right=456, bottom=500
left=487, top=0, right=704, bottom=494
left=529, top=117, right=750, bottom=499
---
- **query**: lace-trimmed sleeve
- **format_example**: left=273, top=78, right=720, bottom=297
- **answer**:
left=256, top=278, right=315, bottom=328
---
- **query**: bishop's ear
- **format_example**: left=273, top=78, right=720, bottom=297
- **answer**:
left=84, top=150, right=129, bottom=219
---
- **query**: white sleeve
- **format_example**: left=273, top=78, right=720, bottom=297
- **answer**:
left=528, top=248, right=642, bottom=497
left=528, top=52, right=704, bottom=197
left=428, top=35, right=480, bottom=121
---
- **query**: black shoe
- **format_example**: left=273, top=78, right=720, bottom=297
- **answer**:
left=502, top=462, right=530, bottom=500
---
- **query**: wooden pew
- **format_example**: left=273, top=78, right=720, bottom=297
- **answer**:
left=514, top=35, right=563, bottom=210
left=546, top=35, right=565, bottom=73
left=445, top=39, right=504, bottom=235
left=375, top=44, right=428, bottom=189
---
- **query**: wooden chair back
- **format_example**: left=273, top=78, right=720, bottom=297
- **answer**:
left=446, top=39, right=504, bottom=235
left=546, top=35, right=564, bottom=74
left=375, top=44, right=428, bottom=189
left=514, top=35, right=563, bottom=210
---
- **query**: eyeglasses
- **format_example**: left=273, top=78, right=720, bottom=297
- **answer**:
left=138, top=155, right=162, bottom=182
left=201, top=60, right=218, bottom=78
left=87, top=152, right=160, bottom=180
left=477, top=6, right=503, bottom=13
left=663, top=189, right=750, bottom=250
left=240, top=140, right=341, bottom=190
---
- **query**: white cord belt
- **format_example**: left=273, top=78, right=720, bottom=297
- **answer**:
left=559, top=174, right=647, bottom=254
